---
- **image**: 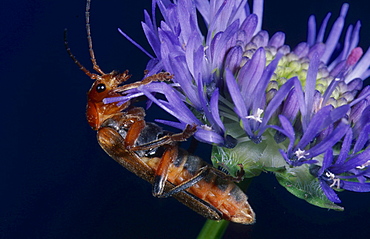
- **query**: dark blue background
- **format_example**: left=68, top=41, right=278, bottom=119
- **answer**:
left=1, top=0, right=370, bottom=238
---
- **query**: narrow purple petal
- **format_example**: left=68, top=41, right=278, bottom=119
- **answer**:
left=327, top=25, right=353, bottom=69
left=279, top=149, right=293, bottom=165
left=239, top=14, right=258, bottom=43
left=307, top=43, right=326, bottom=59
left=328, top=105, right=350, bottom=124
left=293, top=42, right=309, bottom=58
left=209, top=31, right=222, bottom=63
left=342, top=181, right=370, bottom=192
left=103, top=93, right=143, bottom=105
left=194, top=0, right=210, bottom=25
left=155, top=119, right=188, bottom=131
left=322, top=149, right=334, bottom=171
left=306, top=123, right=348, bottom=158
left=252, top=0, right=264, bottom=33
left=293, top=78, right=307, bottom=127
left=239, top=47, right=266, bottom=103
left=277, top=115, right=295, bottom=150
left=177, top=0, right=197, bottom=45
left=320, top=180, right=341, bottom=203
left=336, top=129, right=353, bottom=165
left=349, top=21, right=361, bottom=51
left=252, top=53, right=282, bottom=112
left=225, top=69, right=252, bottom=136
left=349, top=86, right=370, bottom=107
left=150, top=0, right=158, bottom=29
left=212, top=20, right=240, bottom=68
left=155, top=118, right=224, bottom=145
left=321, top=6, right=347, bottom=63
left=224, top=46, right=243, bottom=73
left=169, top=56, right=201, bottom=109
left=194, top=128, right=225, bottom=145
left=138, top=83, right=200, bottom=124
left=228, top=0, right=248, bottom=25
left=225, top=69, right=248, bottom=119
left=297, top=106, right=332, bottom=149
left=119, top=28, right=154, bottom=59
left=208, top=0, right=234, bottom=35
left=196, top=76, right=223, bottom=134
left=353, top=124, right=370, bottom=153
left=353, top=105, right=370, bottom=137
left=185, top=31, right=204, bottom=78
left=268, top=32, right=285, bottom=48
left=316, top=12, right=331, bottom=43
left=251, top=30, right=269, bottom=48
left=210, top=89, right=226, bottom=133
left=321, top=78, right=341, bottom=106
left=304, top=52, right=320, bottom=123
left=335, top=148, right=370, bottom=174
left=307, top=15, right=316, bottom=46
left=280, top=86, right=300, bottom=122
left=258, top=77, right=295, bottom=134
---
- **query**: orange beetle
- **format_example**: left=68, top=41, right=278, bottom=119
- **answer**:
left=65, top=0, right=255, bottom=224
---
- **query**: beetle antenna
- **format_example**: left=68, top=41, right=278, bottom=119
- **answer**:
left=64, top=29, right=97, bottom=79
left=86, top=0, right=105, bottom=75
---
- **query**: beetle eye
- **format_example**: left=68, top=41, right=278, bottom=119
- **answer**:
left=96, top=83, right=106, bottom=93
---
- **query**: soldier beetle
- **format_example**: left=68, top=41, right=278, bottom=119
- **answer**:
left=65, top=0, right=255, bottom=224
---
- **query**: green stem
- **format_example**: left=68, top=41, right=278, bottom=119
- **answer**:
left=196, top=219, right=229, bottom=239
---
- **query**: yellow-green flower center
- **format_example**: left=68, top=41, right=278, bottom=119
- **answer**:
left=242, top=42, right=361, bottom=109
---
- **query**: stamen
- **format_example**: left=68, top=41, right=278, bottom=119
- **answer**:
left=356, top=160, right=370, bottom=169
left=325, top=171, right=341, bottom=189
left=245, top=108, right=263, bottom=123
left=201, top=125, right=213, bottom=131
left=294, top=148, right=309, bottom=160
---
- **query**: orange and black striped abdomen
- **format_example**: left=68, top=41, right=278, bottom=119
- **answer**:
left=98, top=118, right=255, bottom=224
left=144, top=148, right=255, bottom=224
left=98, top=127, right=223, bottom=221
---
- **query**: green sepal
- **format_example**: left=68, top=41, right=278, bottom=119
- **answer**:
left=211, top=134, right=288, bottom=178
left=274, top=165, right=344, bottom=211
left=211, top=130, right=344, bottom=211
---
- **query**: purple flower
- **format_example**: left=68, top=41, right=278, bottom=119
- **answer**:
left=307, top=119, right=370, bottom=203
left=106, top=0, right=370, bottom=208
left=274, top=107, right=350, bottom=167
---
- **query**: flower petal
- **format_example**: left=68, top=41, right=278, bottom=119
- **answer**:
left=320, top=180, right=341, bottom=203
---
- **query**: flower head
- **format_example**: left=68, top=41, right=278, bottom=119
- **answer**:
left=309, top=128, right=370, bottom=204
left=106, top=0, right=370, bottom=209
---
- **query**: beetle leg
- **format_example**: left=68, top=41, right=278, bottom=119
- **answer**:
left=152, top=145, right=178, bottom=196
left=211, top=164, right=245, bottom=183
left=124, top=124, right=197, bottom=197
left=97, top=126, right=153, bottom=174
left=235, top=164, right=245, bottom=181
left=158, top=165, right=211, bottom=198
left=115, top=72, right=173, bottom=92
left=152, top=144, right=210, bottom=198
left=124, top=120, right=146, bottom=148
left=129, top=124, right=197, bottom=151
left=141, top=72, right=173, bottom=84
left=159, top=164, right=245, bottom=198
left=155, top=163, right=244, bottom=198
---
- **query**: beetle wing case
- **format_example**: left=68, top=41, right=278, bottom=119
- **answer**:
left=97, top=127, right=223, bottom=221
